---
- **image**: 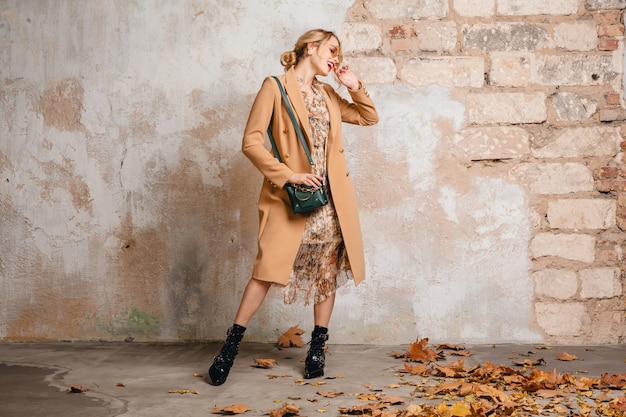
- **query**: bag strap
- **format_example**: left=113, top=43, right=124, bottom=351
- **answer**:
left=266, top=76, right=315, bottom=166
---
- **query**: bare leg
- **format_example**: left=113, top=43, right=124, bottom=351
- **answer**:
left=208, top=278, right=271, bottom=386
left=313, top=293, right=336, bottom=328
left=233, top=278, right=272, bottom=327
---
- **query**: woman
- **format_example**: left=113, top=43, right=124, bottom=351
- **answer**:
left=208, top=29, right=378, bottom=386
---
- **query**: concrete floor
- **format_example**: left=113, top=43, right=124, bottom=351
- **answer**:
left=0, top=342, right=624, bottom=417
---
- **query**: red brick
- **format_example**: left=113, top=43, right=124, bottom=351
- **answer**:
left=599, top=24, right=625, bottom=37
left=596, top=179, right=626, bottom=192
left=597, top=166, right=619, bottom=179
left=599, top=38, right=620, bottom=51
left=595, top=12, right=621, bottom=25
left=606, top=93, right=621, bottom=105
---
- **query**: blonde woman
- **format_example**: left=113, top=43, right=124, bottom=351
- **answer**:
left=209, top=29, right=378, bottom=386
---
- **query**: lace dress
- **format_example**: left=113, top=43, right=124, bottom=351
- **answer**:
left=283, top=79, right=353, bottom=305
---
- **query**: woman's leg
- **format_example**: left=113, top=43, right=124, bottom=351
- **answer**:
left=208, top=278, right=271, bottom=386
left=313, top=293, right=336, bottom=327
left=305, top=293, right=336, bottom=379
left=233, top=278, right=272, bottom=326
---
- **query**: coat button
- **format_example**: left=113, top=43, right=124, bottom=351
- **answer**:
left=283, top=128, right=289, bottom=133
left=346, top=172, right=350, bottom=177
left=284, top=153, right=290, bottom=158
left=339, top=148, right=344, bottom=153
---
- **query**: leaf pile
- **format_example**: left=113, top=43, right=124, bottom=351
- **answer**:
left=374, top=341, right=626, bottom=417
left=210, top=335, right=625, bottom=417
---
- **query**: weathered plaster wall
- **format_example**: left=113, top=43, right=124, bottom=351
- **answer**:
left=1, top=0, right=624, bottom=345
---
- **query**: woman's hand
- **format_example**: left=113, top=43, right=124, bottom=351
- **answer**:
left=288, top=173, right=324, bottom=189
left=334, top=64, right=360, bottom=91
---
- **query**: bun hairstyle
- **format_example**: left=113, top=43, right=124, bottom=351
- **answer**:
left=280, top=29, right=343, bottom=70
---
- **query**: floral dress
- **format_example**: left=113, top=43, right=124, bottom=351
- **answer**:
left=283, top=79, right=353, bottom=305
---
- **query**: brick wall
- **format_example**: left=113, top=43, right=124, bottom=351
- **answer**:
left=343, top=0, right=626, bottom=343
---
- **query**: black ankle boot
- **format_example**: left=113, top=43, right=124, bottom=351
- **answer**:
left=208, top=324, right=246, bottom=386
left=304, top=325, right=328, bottom=379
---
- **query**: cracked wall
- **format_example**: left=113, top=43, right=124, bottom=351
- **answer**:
left=1, top=0, right=624, bottom=345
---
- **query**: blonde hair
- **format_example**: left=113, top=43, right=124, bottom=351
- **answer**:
left=280, top=29, right=343, bottom=70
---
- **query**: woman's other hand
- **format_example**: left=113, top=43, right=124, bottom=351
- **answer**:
left=288, top=173, right=324, bottom=189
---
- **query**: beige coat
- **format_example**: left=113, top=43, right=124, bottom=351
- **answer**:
left=242, top=67, right=379, bottom=286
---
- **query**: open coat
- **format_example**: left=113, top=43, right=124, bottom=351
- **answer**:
left=242, top=67, right=379, bottom=286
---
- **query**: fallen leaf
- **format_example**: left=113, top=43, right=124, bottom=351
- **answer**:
left=212, top=404, right=251, bottom=414
left=266, top=403, right=300, bottom=417
left=450, top=401, right=472, bottom=416
left=610, top=396, right=626, bottom=412
left=380, top=395, right=405, bottom=404
left=277, top=326, right=305, bottom=348
left=557, top=352, right=579, bottom=361
left=407, top=338, right=440, bottom=363
left=67, top=385, right=86, bottom=393
left=115, top=382, right=125, bottom=387
left=398, top=362, right=430, bottom=376
left=601, top=373, right=626, bottom=389
left=168, top=389, right=200, bottom=395
left=513, top=358, right=546, bottom=367
left=254, top=358, right=278, bottom=368
left=316, top=390, right=343, bottom=398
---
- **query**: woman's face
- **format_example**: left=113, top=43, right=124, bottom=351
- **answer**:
left=309, top=36, right=340, bottom=76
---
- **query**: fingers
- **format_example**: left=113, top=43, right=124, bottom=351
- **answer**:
left=289, top=173, right=323, bottom=188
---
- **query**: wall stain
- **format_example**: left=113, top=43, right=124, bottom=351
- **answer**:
left=40, top=78, right=84, bottom=132
left=39, top=158, right=93, bottom=214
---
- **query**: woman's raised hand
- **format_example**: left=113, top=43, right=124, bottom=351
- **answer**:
left=334, top=64, right=360, bottom=91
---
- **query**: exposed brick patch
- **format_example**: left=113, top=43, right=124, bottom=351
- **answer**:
left=596, top=166, right=620, bottom=179
left=605, top=92, right=621, bottom=105
left=598, top=24, right=625, bottom=36
left=594, top=11, right=622, bottom=25
left=598, top=38, right=620, bottom=50
left=596, top=180, right=626, bottom=192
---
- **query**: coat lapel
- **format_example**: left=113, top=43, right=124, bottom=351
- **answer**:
left=282, top=68, right=313, bottom=145
left=321, top=86, right=340, bottom=149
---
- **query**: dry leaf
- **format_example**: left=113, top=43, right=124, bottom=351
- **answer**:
left=407, top=338, right=440, bottom=363
left=381, top=395, right=405, bottom=404
left=277, top=326, right=305, bottom=348
left=557, top=352, right=579, bottom=361
left=610, top=396, right=626, bottom=412
left=316, top=390, right=343, bottom=398
left=399, top=362, right=430, bottom=376
left=67, top=385, right=86, bottom=393
left=212, top=404, right=251, bottom=415
left=266, top=403, right=300, bottom=417
left=168, top=389, right=200, bottom=395
left=254, top=358, right=278, bottom=368
left=513, top=358, right=545, bottom=367
left=115, top=382, right=125, bottom=387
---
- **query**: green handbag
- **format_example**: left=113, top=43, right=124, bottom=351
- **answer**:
left=266, top=76, right=329, bottom=214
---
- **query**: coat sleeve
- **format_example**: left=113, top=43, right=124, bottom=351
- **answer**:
left=324, top=83, right=379, bottom=126
left=242, top=77, right=294, bottom=188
